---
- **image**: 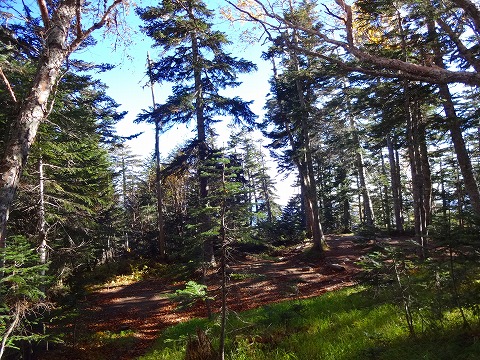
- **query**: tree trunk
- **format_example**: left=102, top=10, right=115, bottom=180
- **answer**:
left=0, top=0, right=124, bottom=249
left=428, top=19, right=480, bottom=218
left=219, top=163, right=227, bottom=360
left=387, top=135, right=404, bottom=232
left=350, top=117, right=375, bottom=227
left=270, top=56, right=324, bottom=248
left=187, top=5, right=214, bottom=265
left=407, top=96, right=429, bottom=258
left=337, top=166, right=351, bottom=233
left=38, top=156, right=47, bottom=272
left=260, top=152, right=273, bottom=223
left=381, top=149, right=392, bottom=232
left=147, top=52, right=166, bottom=259
left=0, top=3, right=76, bottom=248
left=441, top=85, right=480, bottom=217
left=291, top=29, right=326, bottom=250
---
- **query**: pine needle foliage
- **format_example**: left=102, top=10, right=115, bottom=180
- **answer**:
left=0, top=236, right=50, bottom=358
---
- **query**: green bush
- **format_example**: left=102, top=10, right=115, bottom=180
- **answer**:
left=0, top=236, right=51, bottom=358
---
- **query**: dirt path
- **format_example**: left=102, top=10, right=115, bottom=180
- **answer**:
left=40, top=235, right=370, bottom=360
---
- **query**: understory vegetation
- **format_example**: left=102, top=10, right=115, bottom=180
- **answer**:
left=2, top=0, right=480, bottom=359
left=138, top=285, right=480, bottom=360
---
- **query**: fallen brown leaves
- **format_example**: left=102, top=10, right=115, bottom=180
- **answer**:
left=38, top=235, right=371, bottom=360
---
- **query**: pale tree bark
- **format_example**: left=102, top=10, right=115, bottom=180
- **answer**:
left=229, top=0, right=480, bottom=85
left=0, top=302, right=22, bottom=359
left=0, top=0, right=125, bottom=249
left=38, top=155, right=47, bottom=274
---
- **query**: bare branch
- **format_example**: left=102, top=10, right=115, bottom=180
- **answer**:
left=0, top=302, right=22, bottom=359
left=0, top=66, right=17, bottom=103
left=75, top=0, right=82, bottom=38
left=451, top=0, right=480, bottom=35
left=224, top=0, right=276, bottom=42
left=69, top=0, right=124, bottom=51
left=37, top=0, right=50, bottom=28
left=436, top=17, right=480, bottom=72
left=322, top=4, right=343, bottom=22
left=248, top=0, right=480, bottom=86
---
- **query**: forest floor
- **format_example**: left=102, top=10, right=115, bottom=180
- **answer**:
left=40, top=234, right=378, bottom=360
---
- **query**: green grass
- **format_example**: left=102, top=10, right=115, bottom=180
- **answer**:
left=137, top=286, right=480, bottom=360
left=229, top=272, right=267, bottom=281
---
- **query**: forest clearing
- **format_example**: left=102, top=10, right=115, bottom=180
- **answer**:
left=1, top=0, right=480, bottom=359
left=38, top=235, right=480, bottom=359
left=40, top=235, right=364, bottom=359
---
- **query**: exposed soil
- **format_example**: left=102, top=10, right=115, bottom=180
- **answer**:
left=39, top=235, right=374, bottom=360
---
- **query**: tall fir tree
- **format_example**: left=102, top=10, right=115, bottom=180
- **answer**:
left=137, top=0, right=257, bottom=263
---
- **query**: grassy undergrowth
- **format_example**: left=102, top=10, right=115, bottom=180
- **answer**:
left=80, top=258, right=197, bottom=292
left=137, top=286, right=480, bottom=360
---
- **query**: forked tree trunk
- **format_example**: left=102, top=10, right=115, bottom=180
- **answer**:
left=271, top=56, right=326, bottom=251
left=291, top=29, right=326, bottom=250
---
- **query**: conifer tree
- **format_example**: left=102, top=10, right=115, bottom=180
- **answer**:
left=8, top=72, right=123, bottom=279
left=0, top=0, right=127, bottom=248
left=137, top=0, right=257, bottom=263
left=261, top=1, right=329, bottom=250
left=228, top=130, right=279, bottom=225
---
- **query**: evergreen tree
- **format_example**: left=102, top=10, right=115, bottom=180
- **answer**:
left=137, top=0, right=257, bottom=263
left=0, top=236, right=49, bottom=359
left=7, top=72, right=124, bottom=285
left=228, top=130, right=279, bottom=225
left=0, top=0, right=127, bottom=249
left=261, top=1, right=330, bottom=250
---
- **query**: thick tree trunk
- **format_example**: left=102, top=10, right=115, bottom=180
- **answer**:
left=0, top=0, right=123, bottom=249
left=298, top=163, right=314, bottom=238
left=440, top=85, right=480, bottom=217
left=0, top=4, right=75, bottom=248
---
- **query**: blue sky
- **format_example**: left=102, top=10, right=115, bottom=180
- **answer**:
left=80, top=0, right=296, bottom=205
